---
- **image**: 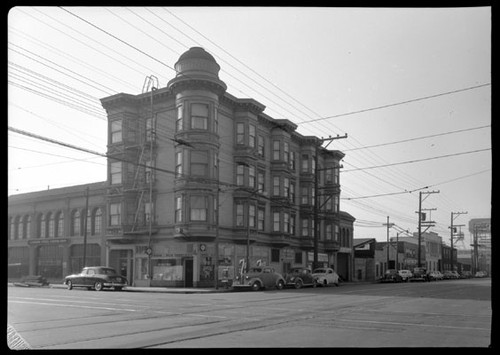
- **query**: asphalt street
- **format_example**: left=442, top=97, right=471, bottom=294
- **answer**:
left=7, top=278, right=492, bottom=348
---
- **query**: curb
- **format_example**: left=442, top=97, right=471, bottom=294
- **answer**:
left=8, top=283, right=231, bottom=294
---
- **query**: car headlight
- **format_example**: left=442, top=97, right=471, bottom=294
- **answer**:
left=245, top=275, right=249, bottom=280
left=289, top=277, right=295, bottom=282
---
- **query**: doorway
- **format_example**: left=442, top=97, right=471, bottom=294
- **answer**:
left=184, top=258, right=193, bottom=287
left=109, top=249, right=134, bottom=285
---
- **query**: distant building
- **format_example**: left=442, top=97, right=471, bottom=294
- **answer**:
left=469, top=218, right=491, bottom=274
left=8, top=47, right=355, bottom=286
left=353, top=238, right=376, bottom=282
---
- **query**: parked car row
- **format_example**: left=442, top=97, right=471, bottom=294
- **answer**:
left=233, top=266, right=341, bottom=291
left=379, top=268, right=484, bottom=283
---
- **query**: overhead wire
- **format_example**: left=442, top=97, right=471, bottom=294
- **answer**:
left=9, top=8, right=490, bottom=234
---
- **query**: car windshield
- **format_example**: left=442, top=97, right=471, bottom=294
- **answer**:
left=313, top=269, right=326, bottom=274
left=248, top=268, right=262, bottom=273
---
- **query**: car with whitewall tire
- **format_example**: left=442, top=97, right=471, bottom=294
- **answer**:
left=312, top=268, right=340, bottom=287
left=233, top=267, right=286, bottom=291
left=64, top=266, right=128, bottom=291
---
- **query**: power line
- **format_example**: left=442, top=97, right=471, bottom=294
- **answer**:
left=298, top=83, right=491, bottom=125
left=343, top=148, right=491, bottom=172
left=343, top=125, right=491, bottom=152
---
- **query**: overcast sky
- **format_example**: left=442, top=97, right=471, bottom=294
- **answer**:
left=8, top=6, right=491, bottom=246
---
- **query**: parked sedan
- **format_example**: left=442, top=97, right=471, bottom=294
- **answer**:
left=398, top=269, right=413, bottom=282
left=233, top=267, right=285, bottom=291
left=443, top=271, right=460, bottom=279
left=284, top=267, right=317, bottom=289
left=64, top=266, right=128, bottom=291
left=410, top=267, right=430, bottom=282
left=312, top=268, right=340, bottom=286
left=379, top=269, right=403, bottom=283
left=427, top=271, right=444, bottom=281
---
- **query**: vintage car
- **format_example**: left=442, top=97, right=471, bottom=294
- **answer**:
left=379, top=269, right=403, bottom=283
left=64, top=266, right=128, bottom=291
left=233, top=266, right=285, bottom=291
left=427, top=270, right=444, bottom=281
left=284, top=267, right=317, bottom=289
left=410, top=267, right=430, bottom=282
left=398, top=269, right=413, bottom=282
left=312, top=267, right=340, bottom=286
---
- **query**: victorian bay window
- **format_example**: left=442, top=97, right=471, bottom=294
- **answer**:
left=175, top=196, right=183, bottom=223
left=236, top=122, right=245, bottom=145
left=249, top=124, right=256, bottom=148
left=258, top=207, right=265, bottom=231
left=249, top=204, right=256, bottom=228
left=191, top=103, right=209, bottom=130
left=175, top=151, right=183, bottom=177
left=248, top=165, right=256, bottom=188
left=273, top=211, right=280, bottom=232
left=176, top=105, right=183, bottom=132
left=111, top=120, right=122, bottom=143
left=273, top=140, right=280, bottom=160
left=273, top=176, right=280, bottom=196
left=258, top=135, right=265, bottom=157
left=190, top=150, right=208, bottom=176
left=258, top=171, right=265, bottom=192
left=190, top=195, right=207, bottom=221
left=236, top=202, right=244, bottom=227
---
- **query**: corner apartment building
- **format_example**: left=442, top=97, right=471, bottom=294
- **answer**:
left=8, top=47, right=355, bottom=287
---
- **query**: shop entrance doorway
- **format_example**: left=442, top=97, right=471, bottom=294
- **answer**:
left=109, top=249, right=134, bottom=285
left=184, top=258, right=193, bottom=287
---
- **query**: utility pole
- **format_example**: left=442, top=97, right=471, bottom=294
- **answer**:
left=449, top=211, right=467, bottom=271
left=417, top=190, right=439, bottom=267
left=82, top=186, right=89, bottom=268
left=214, top=156, right=220, bottom=289
left=313, top=134, right=347, bottom=270
left=383, top=216, right=394, bottom=270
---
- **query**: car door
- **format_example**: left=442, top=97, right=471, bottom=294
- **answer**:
left=261, top=268, right=273, bottom=287
left=73, top=269, right=86, bottom=286
left=84, top=268, right=96, bottom=286
left=326, top=269, right=334, bottom=283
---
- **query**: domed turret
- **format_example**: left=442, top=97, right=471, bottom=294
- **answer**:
left=174, top=47, right=221, bottom=79
left=168, top=47, right=226, bottom=94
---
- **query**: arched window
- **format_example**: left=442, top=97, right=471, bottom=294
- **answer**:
left=56, top=211, right=64, bottom=238
left=38, top=214, right=47, bottom=238
left=72, top=210, right=81, bottom=236
left=85, top=209, right=92, bottom=235
left=9, top=217, right=16, bottom=240
left=47, top=212, right=55, bottom=238
left=93, top=208, right=102, bottom=235
left=16, top=216, right=23, bottom=240
left=23, top=215, right=31, bottom=239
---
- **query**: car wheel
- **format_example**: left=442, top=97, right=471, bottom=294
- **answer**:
left=66, top=280, right=73, bottom=290
left=251, top=282, right=261, bottom=291
left=94, top=281, right=104, bottom=291
left=323, top=280, right=328, bottom=287
left=294, top=280, right=303, bottom=289
left=276, top=280, right=285, bottom=290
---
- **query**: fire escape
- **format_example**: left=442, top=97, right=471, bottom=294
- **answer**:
left=125, top=75, right=158, bottom=236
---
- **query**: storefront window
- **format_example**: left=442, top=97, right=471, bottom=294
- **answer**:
left=152, top=258, right=183, bottom=281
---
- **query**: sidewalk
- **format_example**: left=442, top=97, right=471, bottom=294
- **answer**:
left=8, top=282, right=232, bottom=294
